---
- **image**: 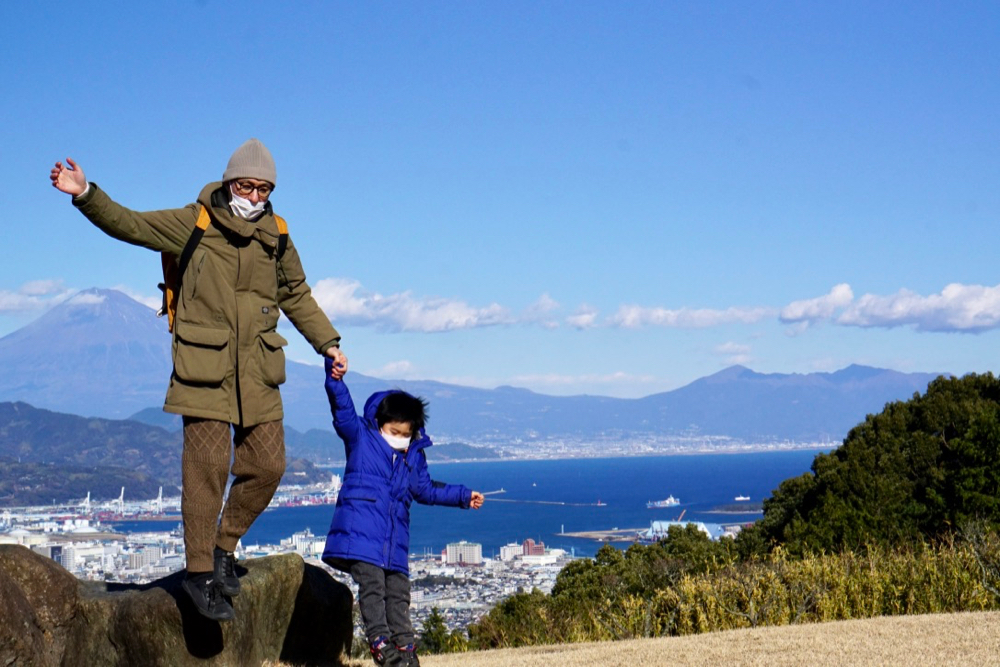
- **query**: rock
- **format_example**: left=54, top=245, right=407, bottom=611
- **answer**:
left=0, top=545, right=79, bottom=666
left=0, top=545, right=353, bottom=666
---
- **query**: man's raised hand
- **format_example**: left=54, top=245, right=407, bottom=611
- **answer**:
left=50, top=157, right=87, bottom=196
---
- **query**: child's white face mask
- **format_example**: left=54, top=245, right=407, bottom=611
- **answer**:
left=230, top=191, right=266, bottom=221
left=381, top=430, right=411, bottom=451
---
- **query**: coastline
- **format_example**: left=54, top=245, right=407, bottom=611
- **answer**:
left=318, top=444, right=834, bottom=467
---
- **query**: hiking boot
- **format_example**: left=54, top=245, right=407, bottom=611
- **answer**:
left=214, top=546, right=240, bottom=597
left=369, top=636, right=403, bottom=666
left=396, top=643, right=420, bottom=667
left=182, top=575, right=235, bottom=622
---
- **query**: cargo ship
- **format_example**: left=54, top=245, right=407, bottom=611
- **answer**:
left=646, top=495, right=680, bottom=508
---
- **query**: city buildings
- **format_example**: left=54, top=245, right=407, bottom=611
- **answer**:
left=0, top=500, right=573, bottom=637
left=444, top=540, right=483, bottom=565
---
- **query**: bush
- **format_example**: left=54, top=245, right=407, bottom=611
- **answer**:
left=468, top=536, right=1000, bottom=649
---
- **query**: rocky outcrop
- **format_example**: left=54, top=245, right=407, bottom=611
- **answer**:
left=0, top=545, right=353, bottom=666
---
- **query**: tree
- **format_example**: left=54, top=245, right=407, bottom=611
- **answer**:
left=756, top=373, right=1000, bottom=554
left=419, top=607, right=450, bottom=654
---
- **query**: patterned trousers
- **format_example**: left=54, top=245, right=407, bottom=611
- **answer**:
left=181, top=417, right=285, bottom=573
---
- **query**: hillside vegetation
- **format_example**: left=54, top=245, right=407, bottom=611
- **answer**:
left=420, top=373, right=1000, bottom=655
left=0, top=401, right=335, bottom=504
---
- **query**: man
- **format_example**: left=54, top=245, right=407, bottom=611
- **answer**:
left=50, top=139, right=348, bottom=621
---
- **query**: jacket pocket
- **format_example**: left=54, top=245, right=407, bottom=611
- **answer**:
left=340, top=482, right=380, bottom=503
left=174, top=324, right=229, bottom=385
left=258, top=330, right=288, bottom=387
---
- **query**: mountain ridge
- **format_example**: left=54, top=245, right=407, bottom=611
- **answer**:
left=0, top=288, right=947, bottom=442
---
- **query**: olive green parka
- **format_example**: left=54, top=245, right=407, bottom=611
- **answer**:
left=74, top=182, right=340, bottom=427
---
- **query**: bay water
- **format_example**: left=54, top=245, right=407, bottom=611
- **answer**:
left=237, top=449, right=829, bottom=559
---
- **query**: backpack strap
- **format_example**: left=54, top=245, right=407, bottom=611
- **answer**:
left=274, top=214, right=289, bottom=259
left=176, top=206, right=212, bottom=282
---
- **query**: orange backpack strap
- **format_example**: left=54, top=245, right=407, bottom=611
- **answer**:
left=176, top=206, right=211, bottom=288
left=274, top=214, right=289, bottom=258
left=159, top=206, right=212, bottom=332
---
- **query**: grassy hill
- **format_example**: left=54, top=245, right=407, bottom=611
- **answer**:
left=311, top=611, right=999, bottom=666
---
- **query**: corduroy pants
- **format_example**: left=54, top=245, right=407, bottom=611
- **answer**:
left=181, top=417, right=285, bottom=573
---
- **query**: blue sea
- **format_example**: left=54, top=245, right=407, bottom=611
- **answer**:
left=229, top=450, right=829, bottom=559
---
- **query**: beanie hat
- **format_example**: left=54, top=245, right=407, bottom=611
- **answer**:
left=223, top=138, right=276, bottom=185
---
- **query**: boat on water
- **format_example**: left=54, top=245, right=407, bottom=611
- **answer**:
left=734, top=495, right=750, bottom=501
left=647, top=495, right=680, bottom=508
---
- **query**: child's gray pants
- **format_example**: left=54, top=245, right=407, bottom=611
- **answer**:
left=349, top=560, right=416, bottom=646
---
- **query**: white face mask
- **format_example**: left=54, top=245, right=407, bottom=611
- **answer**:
left=229, top=191, right=266, bottom=221
left=381, top=430, right=411, bottom=451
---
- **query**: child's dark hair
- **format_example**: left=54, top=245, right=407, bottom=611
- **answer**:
left=376, top=392, right=428, bottom=433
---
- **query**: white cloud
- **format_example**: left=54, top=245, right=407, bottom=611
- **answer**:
left=609, top=304, right=772, bottom=328
left=20, top=279, right=66, bottom=296
left=714, top=341, right=752, bottom=366
left=715, top=342, right=749, bottom=354
left=111, top=284, right=161, bottom=310
left=523, top=293, right=561, bottom=329
left=780, top=283, right=854, bottom=326
left=366, top=360, right=418, bottom=379
left=300, top=276, right=1000, bottom=338
left=838, top=283, right=1000, bottom=333
left=312, top=278, right=512, bottom=333
left=566, top=305, right=599, bottom=330
left=0, top=282, right=76, bottom=313
left=775, top=282, right=1000, bottom=334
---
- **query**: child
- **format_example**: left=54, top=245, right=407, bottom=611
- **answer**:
left=321, top=358, right=484, bottom=667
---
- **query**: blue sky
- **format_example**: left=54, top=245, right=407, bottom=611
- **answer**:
left=4, top=2, right=1000, bottom=397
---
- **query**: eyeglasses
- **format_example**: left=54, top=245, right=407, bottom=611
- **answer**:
left=232, top=180, right=273, bottom=199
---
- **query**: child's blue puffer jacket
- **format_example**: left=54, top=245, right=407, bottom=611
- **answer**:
left=321, top=362, right=471, bottom=575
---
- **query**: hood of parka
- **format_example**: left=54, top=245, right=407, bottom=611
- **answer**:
left=197, top=181, right=283, bottom=244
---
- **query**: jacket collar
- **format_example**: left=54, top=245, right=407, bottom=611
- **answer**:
left=198, top=181, right=280, bottom=240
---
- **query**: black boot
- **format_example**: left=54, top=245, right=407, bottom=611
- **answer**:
left=214, top=546, right=240, bottom=597
left=182, top=573, right=234, bottom=621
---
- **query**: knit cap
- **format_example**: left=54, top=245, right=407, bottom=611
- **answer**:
left=223, top=138, right=276, bottom=185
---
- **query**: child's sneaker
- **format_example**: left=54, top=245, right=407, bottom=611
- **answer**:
left=369, top=636, right=402, bottom=666
left=396, top=643, right=420, bottom=666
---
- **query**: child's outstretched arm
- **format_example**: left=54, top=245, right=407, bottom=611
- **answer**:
left=324, top=357, right=362, bottom=447
left=409, top=432, right=476, bottom=508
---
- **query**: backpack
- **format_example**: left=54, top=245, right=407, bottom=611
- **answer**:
left=157, top=205, right=288, bottom=332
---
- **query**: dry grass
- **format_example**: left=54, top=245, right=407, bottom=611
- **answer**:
left=369, top=611, right=1000, bottom=667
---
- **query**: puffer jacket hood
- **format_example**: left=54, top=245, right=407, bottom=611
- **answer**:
left=362, top=389, right=433, bottom=451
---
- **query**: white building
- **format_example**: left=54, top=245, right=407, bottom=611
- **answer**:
left=499, top=543, right=523, bottom=561
left=444, top=541, right=482, bottom=565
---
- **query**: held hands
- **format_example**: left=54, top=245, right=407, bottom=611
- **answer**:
left=323, top=354, right=348, bottom=400
left=50, top=158, right=88, bottom=196
left=325, top=347, right=348, bottom=380
left=469, top=492, right=484, bottom=510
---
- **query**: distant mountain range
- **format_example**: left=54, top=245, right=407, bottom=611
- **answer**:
left=0, top=288, right=947, bottom=444
left=0, top=401, right=343, bottom=506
